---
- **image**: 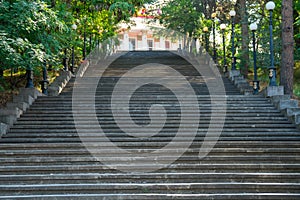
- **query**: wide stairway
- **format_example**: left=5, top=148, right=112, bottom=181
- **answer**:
left=0, top=51, right=300, bottom=199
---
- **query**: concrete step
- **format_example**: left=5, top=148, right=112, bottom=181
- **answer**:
left=0, top=163, right=299, bottom=174
left=1, top=147, right=300, bottom=157
left=13, top=119, right=291, bottom=125
left=0, top=182, right=299, bottom=196
left=36, top=94, right=267, bottom=99
left=1, top=141, right=299, bottom=149
left=6, top=127, right=299, bottom=134
left=27, top=104, right=276, bottom=109
left=1, top=155, right=300, bottom=165
left=17, top=115, right=284, bottom=121
left=21, top=109, right=283, bottom=115
left=2, top=137, right=300, bottom=144
left=8, top=122, right=297, bottom=128
left=0, top=193, right=299, bottom=200
left=0, top=172, right=299, bottom=184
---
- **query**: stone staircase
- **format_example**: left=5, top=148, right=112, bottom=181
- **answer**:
left=0, top=51, right=299, bottom=199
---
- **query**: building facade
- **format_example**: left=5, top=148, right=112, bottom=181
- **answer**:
left=117, top=17, right=181, bottom=51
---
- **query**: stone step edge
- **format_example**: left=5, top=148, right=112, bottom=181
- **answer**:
left=0, top=50, right=120, bottom=137
left=0, top=193, right=299, bottom=200
left=47, top=45, right=108, bottom=97
left=0, top=88, right=43, bottom=137
left=227, top=71, right=253, bottom=95
left=1, top=172, right=299, bottom=177
left=228, top=73, right=300, bottom=129
left=266, top=95, right=300, bottom=128
left=1, top=182, right=300, bottom=188
left=48, top=71, right=73, bottom=96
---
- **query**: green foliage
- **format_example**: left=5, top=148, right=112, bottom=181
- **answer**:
left=0, top=0, right=68, bottom=71
left=0, top=0, right=297, bottom=92
left=160, top=0, right=204, bottom=36
left=0, top=77, right=6, bottom=92
left=295, top=61, right=300, bottom=98
left=247, top=0, right=282, bottom=70
left=0, top=0, right=151, bottom=91
left=110, top=1, right=135, bottom=21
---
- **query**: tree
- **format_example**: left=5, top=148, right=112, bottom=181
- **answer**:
left=0, top=0, right=68, bottom=72
left=295, top=0, right=300, bottom=60
left=0, top=0, right=152, bottom=89
left=280, top=0, right=294, bottom=95
left=238, top=0, right=250, bottom=78
left=159, top=0, right=219, bottom=51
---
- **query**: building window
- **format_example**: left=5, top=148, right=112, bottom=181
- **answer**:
left=165, top=41, right=170, bottom=49
left=129, top=38, right=136, bottom=50
left=147, top=40, right=153, bottom=51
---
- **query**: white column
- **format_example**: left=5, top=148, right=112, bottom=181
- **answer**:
left=142, top=31, right=148, bottom=50
left=196, top=39, right=200, bottom=54
left=159, top=37, right=165, bottom=50
left=123, top=31, right=129, bottom=50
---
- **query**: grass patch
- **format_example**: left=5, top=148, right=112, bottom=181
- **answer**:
left=0, top=68, right=60, bottom=107
left=294, top=82, right=300, bottom=98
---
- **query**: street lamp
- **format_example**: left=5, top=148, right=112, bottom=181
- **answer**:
left=220, top=23, right=227, bottom=73
left=266, top=1, right=277, bottom=86
left=211, top=12, right=217, bottom=62
left=40, top=61, right=49, bottom=95
left=83, top=19, right=87, bottom=60
left=71, top=24, right=77, bottom=73
left=82, top=0, right=87, bottom=60
left=250, top=23, right=259, bottom=94
left=229, top=10, right=236, bottom=71
left=63, top=48, right=68, bottom=71
left=203, top=26, right=209, bottom=53
left=25, top=68, right=34, bottom=88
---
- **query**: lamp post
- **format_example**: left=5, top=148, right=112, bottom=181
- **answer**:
left=83, top=23, right=87, bottom=60
left=25, top=68, right=34, bottom=88
left=220, top=23, right=227, bottom=73
left=229, top=10, right=236, bottom=71
left=250, top=23, right=259, bottom=94
left=63, top=48, right=68, bottom=71
left=211, top=12, right=217, bottom=62
left=203, top=26, right=209, bottom=53
left=40, top=61, right=49, bottom=95
left=71, top=23, right=77, bottom=73
left=82, top=0, right=87, bottom=60
left=266, top=1, right=277, bottom=86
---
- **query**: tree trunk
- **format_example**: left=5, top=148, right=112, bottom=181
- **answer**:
left=0, top=61, right=3, bottom=78
left=50, top=0, right=56, bottom=8
left=281, top=0, right=294, bottom=95
left=239, top=0, right=250, bottom=78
